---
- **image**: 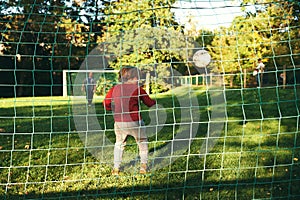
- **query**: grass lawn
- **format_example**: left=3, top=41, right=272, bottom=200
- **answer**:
left=0, top=86, right=299, bottom=199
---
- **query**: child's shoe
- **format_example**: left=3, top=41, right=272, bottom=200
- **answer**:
left=111, top=168, right=120, bottom=175
left=140, top=163, right=147, bottom=174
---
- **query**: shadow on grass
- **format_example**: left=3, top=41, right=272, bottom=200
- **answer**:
left=0, top=87, right=300, bottom=199
left=1, top=169, right=300, bottom=200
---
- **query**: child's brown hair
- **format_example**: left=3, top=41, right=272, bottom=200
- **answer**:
left=119, top=66, right=141, bottom=82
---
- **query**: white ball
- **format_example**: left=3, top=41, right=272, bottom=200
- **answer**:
left=193, top=50, right=211, bottom=68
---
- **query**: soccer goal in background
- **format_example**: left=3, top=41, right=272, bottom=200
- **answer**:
left=62, top=69, right=119, bottom=97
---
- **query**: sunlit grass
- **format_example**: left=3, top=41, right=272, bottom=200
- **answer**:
left=0, top=86, right=299, bottom=199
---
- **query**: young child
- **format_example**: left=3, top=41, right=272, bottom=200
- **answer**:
left=103, top=66, right=156, bottom=175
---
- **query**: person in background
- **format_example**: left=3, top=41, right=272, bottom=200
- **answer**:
left=256, top=58, right=265, bottom=87
left=82, top=72, right=96, bottom=106
left=103, top=66, right=156, bottom=175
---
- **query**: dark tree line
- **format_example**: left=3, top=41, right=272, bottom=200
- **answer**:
left=0, top=0, right=299, bottom=97
left=0, top=0, right=107, bottom=97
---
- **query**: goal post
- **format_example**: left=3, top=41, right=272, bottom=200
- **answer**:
left=62, top=69, right=119, bottom=97
left=62, top=69, right=155, bottom=97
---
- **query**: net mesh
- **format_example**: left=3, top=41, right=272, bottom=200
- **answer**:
left=0, top=0, right=299, bottom=199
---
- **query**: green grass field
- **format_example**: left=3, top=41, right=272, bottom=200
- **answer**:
left=0, top=86, right=299, bottom=199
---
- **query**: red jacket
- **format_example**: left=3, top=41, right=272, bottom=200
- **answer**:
left=103, top=83, right=156, bottom=122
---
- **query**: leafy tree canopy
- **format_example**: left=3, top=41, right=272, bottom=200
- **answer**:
left=99, top=0, right=200, bottom=92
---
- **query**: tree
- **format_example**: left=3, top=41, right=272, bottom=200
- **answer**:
left=0, top=0, right=105, bottom=96
left=99, top=0, right=197, bottom=93
left=240, top=0, right=300, bottom=68
left=207, top=0, right=300, bottom=87
left=208, top=10, right=273, bottom=86
left=0, top=0, right=65, bottom=96
left=241, top=0, right=300, bottom=85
